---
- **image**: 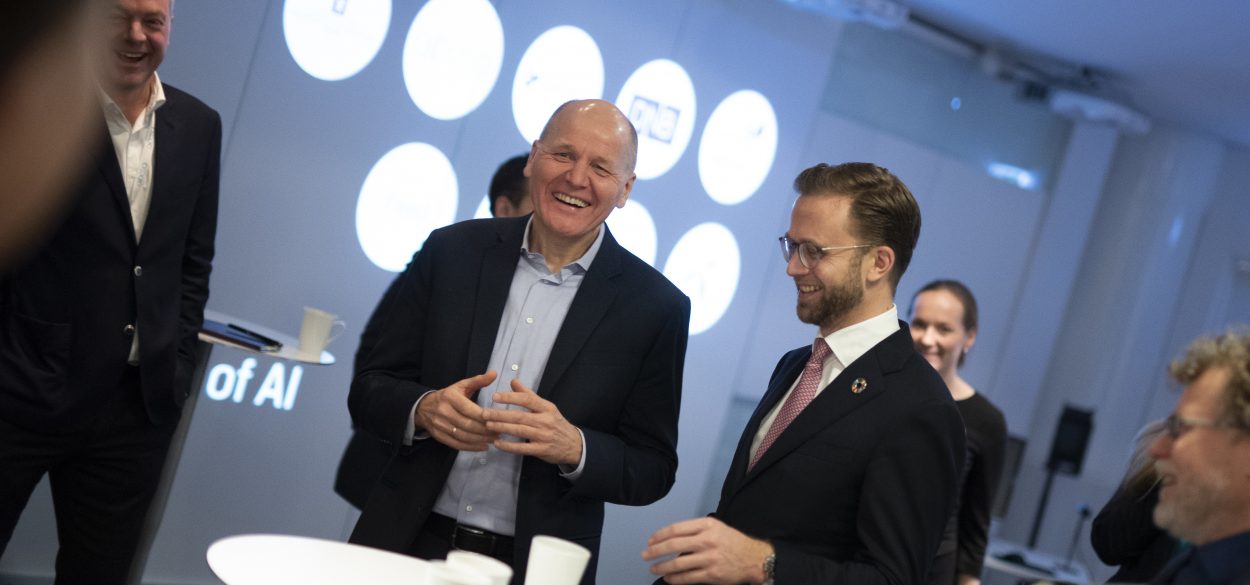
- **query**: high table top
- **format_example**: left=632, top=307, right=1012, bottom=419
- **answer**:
left=201, top=309, right=335, bottom=365
left=207, top=534, right=431, bottom=585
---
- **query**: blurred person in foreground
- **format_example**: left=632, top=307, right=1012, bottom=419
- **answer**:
left=0, top=0, right=221, bottom=581
left=1145, top=328, right=1250, bottom=585
left=644, top=162, right=965, bottom=585
left=0, top=0, right=98, bottom=269
left=347, top=100, right=690, bottom=585
left=336, top=153, right=533, bottom=510
left=909, top=279, right=1007, bottom=585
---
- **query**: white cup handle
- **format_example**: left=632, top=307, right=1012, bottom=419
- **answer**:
left=327, top=320, right=346, bottom=346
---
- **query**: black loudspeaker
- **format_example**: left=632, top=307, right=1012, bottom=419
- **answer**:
left=1046, top=405, right=1094, bottom=474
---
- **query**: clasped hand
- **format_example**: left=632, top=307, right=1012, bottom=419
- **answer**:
left=415, top=372, right=582, bottom=466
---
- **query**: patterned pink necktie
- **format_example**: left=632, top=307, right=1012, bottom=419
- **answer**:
left=750, top=339, right=831, bottom=469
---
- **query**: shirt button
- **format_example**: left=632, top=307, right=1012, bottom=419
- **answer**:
left=465, top=505, right=473, bottom=512
left=133, top=266, right=143, bottom=277
left=510, top=364, right=519, bottom=371
left=123, top=324, right=136, bottom=336
left=525, top=317, right=534, bottom=324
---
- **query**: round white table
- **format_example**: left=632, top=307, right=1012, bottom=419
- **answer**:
left=207, top=534, right=431, bottom=585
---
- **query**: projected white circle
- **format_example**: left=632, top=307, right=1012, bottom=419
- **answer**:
left=615, top=59, right=696, bottom=180
left=356, top=143, right=458, bottom=272
left=402, top=0, right=504, bottom=120
left=663, top=223, right=740, bottom=335
left=605, top=200, right=657, bottom=266
left=512, top=26, right=605, bottom=143
left=473, top=195, right=492, bottom=219
left=699, top=90, right=778, bottom=205
left=283, top=0, right=391, bottom=81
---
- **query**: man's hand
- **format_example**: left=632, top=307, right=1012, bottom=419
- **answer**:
left=415, top=371, right=498, bottom=451
left=642, top=517, right=773, bottom=585
left=483, top=379, right=582, bottom=465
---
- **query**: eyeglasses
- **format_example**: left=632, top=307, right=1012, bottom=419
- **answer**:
left=778, top=236, right=871, bottom=269
left=1162, top=414, right=1232, bottom=440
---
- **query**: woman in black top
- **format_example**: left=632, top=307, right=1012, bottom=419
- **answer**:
left=910, top=280, right=1008, bottom=585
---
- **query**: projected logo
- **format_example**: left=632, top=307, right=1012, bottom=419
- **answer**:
left=606, top=200, right=658, bottom=266
left=282, top=0, right=391, bottom=81
left=356, top=143, right=459, bottom=272
left=205, top=358, right=304, bottom=411
left=615, top=59, right=697, bottom=180
left=513, top=26, right=605, bottom=143
left=698, top=90, right=778, bottom=206
left=663, top=223, right=741, bottom=335
left=402, top=0, right=504, bottom=120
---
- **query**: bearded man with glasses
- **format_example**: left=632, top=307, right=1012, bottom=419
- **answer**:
left=1147, top=329, right=1250, bottom=585
left=645, top=162, right=965, bottom=585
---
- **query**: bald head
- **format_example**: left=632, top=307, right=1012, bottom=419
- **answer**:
left=539, top=99, right=638, bottom=174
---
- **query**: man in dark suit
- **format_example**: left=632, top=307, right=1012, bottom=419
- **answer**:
left=348, top=99, right=690, bottom=585
left=335, top=153, right=532, bottom=510
left=1147, top=330, right=1250, bottom=585
left=645, top=162, right=964, bottom=585
left=0, top=0, right=219, bottom=581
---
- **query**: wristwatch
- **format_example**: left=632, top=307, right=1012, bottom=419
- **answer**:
left=762, top=552, right=775, bottom=585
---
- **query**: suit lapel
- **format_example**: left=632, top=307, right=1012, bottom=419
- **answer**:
left=724, top=325, right=915, bottom=499
left=722, top=351, right=806, bottom=497
left=536, top=228, right=623, bottom=401
left=93, top=124, right=135, bottom=246
left=142, top=100, right=179, bottom=250
left=465, top=220, right=526, bottom=374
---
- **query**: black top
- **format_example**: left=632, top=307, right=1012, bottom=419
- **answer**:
left=928, top=391, right=1008, bottom=584
left=1092, top=479, right=1179, bottom=583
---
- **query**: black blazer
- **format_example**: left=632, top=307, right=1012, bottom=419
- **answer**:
left=348, top=216, right=690, bottom=585
left=0, top=84, right=220, bottom=430
left=715, top=325, right=965, bottom=585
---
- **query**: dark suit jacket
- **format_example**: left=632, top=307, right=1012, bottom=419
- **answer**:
left=715, top=324, right=965, bottom=585
left=0, top=84, right=220, bottom=431
left=347, top=216, right=690, bottom=585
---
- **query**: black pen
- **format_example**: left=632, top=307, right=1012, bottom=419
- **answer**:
left=227, top=323, right=283, bottom=350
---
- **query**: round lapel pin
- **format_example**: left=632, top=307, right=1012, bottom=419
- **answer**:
left=851, top=378, right=868, bottom=394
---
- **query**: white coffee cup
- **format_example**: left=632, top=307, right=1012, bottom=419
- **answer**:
left=446, top=550, right=512, bottom=585
left=427, top=560, right=492, bottom=585
left=297, top=306, right=344, bottom=358
left=523, top=535, right=590, bottom=585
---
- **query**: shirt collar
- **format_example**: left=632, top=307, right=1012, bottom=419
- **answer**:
left=99, top=72, right=167, bottom=130
left=520, top=217, right=604, bottom=274
left=819, top=304, right=900, bottom=369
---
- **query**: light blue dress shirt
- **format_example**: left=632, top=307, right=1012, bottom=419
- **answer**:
left=430, top=219, right=604, bottom=536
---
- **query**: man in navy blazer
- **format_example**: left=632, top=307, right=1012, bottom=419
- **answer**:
left=0, top=0, right=219, bottom=582
left=348, top=100, right=690, bottom=585
left=646, top=163, right=964, bottom=585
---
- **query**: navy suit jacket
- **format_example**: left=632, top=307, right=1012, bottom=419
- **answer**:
left=348, top=216, right=690, bottom=585
left=714, top=324, right=965, bottom=585
left=0, top=84, right=220, bottom=430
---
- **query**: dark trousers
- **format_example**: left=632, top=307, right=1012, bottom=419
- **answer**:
left=0, top=366, right=177, bottom=585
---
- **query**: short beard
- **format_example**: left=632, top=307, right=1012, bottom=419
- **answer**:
left=1153, top=464, right=1230, bottom=544
left=796, top=255, right=864, bottom=331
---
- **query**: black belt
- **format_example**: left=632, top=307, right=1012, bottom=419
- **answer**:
left=425, top=513, right=514, bottom=559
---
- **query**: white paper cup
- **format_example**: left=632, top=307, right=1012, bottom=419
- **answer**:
left=427, top=560, right=492, bottom=585
left=446, top=550, right=512, bottom=585
left=522, top=535, right=590, bottom=585
left=297, top=306, right=344, bottom=358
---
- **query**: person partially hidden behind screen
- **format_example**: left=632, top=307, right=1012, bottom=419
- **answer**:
left=1144, top=328, right=1250, bottom=585
left=346, top=100, right=690, bottom=585
left=334, top=153, right=533, bottom=510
